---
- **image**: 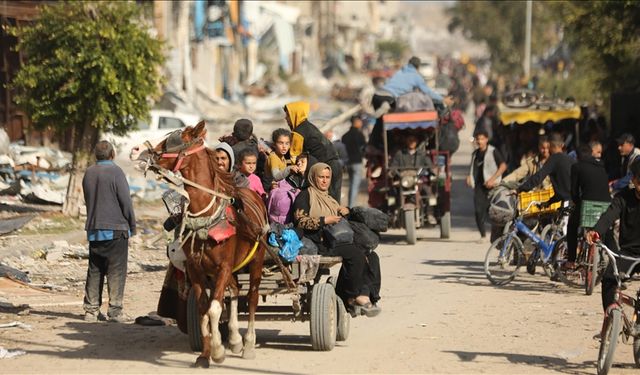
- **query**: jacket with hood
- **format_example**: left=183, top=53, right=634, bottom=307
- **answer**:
left=285, top=101, right=338, bottom=164
left=382, top=64, right=444, bottom=102
left=214, top=142, right=249, bottom=188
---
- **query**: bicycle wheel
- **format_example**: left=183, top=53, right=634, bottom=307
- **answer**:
left=633, top=323, right=640, bottom=367
left=597, top=308, right=622, bottom=375
left=585, top=243, right=599, bottom=296
left=484, top=233, right=524, bottom=286
left=540, top=224, right=557, bottom=277
left=550, top=236, right=584, bottom=288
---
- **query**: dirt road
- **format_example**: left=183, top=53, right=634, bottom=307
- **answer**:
left=2, top=125, right=638, bottom=374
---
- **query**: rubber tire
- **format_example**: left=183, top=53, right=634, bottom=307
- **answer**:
left=633, top=323, right=640, bottom=368
left=597, top=308, right=622, bottom=375
left=484, top=233, right=524, bottom=286
left=633, top=324, right=640, bottom=368
left=551, top=236, right=583, bottom=288
left=539, top=224, right=555, bottom=277
left=585, top=243, right=599, bottom=296
left=336, top=298, right=350, bottom=342
left=440, top=212, right=451, bottom=239
left=187, top=288, right=203, bottom=352
left=404, top=210, right=417, bottom=245
left=310, top=283, right=337, bottom=351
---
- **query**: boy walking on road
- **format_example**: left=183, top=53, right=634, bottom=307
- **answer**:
left=467, top=129, right=507, bottom=242
left=82, top=141, right=136, bottom=322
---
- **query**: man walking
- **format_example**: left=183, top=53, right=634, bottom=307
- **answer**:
left=342, top=115, right=367, bottom=207
left=82, top=141, right=136, bottom=322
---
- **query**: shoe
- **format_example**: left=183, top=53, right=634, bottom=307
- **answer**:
left=476, top=236, right=487, bottom=244
left=84, top=311, right=106, bottom=322
left=427, top=214, right=437, bottom=226
left=347, top=300, right=381, bottom=318
left=108, top=313, right=133, bottom=323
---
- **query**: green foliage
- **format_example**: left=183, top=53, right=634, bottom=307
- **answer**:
left=10, top=1, right=165, bottom=139
left=559, top=1, right=640, bottom=94
left=448, top=1, right=562, bottom=76
left=376, top=40, right=409, bottom=62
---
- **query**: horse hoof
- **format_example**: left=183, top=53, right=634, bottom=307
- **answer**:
left=230, top=341, right=243, bottom=354
left=211, top=348, right=226, bottom=364
left=194, top=357, right=210, bottom=368
left=212, top=354, right=225, bottom=364
left=242, top=348, right=256, bottom=360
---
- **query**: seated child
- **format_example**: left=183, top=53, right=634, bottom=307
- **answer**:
left=237, top=148, right=265, bottom=198
left=266, top=128, right=299, bottom=182
left=286, top=152, right=310, bottom=189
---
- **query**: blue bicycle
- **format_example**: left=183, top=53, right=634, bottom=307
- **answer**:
left=484, top=197, right=570, bottom=285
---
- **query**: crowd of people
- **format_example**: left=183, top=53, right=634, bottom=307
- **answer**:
left=468, top=122, right=640, bottom=312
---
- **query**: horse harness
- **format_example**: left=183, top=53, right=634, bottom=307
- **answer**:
left=145, top=135, right=260, bottom=273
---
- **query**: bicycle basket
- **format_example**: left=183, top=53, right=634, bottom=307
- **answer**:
left=518, top=187, right=560, bottom=216
left=580, top=200, right=610, bottom=228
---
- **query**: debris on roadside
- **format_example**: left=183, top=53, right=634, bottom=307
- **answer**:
left=0, top=347, right=27, bottom=359
left=0, top=321, right=33, bottom=331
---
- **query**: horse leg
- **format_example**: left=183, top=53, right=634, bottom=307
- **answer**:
left=192, top=283, right=211, bottom=368
left=227, top=282, right=243, bottom=354
left=209, top=267, right=231, bottom=364
left=242, top=247, right=264, bottom=359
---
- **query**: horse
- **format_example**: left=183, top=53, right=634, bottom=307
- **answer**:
left=131, top=121, right=268, bottom=367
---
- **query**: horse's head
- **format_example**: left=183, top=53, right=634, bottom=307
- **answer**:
left=130, top=120, right=207, bottom=172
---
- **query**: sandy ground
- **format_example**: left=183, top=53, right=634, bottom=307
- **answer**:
left=1, top=116, right=639, bottom=374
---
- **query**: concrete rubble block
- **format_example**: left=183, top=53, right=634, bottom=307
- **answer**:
left=45, top=240, right=70, bottom=262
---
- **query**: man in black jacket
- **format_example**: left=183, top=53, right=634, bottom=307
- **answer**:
left=566, top=143, right=611, bottom=269
left=82, top=141, right=136, bottom=322
left=518, top=133, right=575, bottom=205
left=342, top=115, right=367, bottom=207
left=587, top=160, right=640, bottom=311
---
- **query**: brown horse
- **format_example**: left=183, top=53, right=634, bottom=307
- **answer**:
left=131, top=121, right=268, bottom=367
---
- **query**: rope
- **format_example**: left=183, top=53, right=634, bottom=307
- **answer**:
left=232, top=240, right=259, bottom=273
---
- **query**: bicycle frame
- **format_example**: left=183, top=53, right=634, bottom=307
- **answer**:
left=500, top=198, right=556, bottom=261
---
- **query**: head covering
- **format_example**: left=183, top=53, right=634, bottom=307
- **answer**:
left=214, top=142, right=234, bottom=172
left=616, top=133, right=635, bottom=146
left=284, top=101, right=310, bottom=129
left=233, top=119, right=253, bottom=141
left=307, top=162, right=341, bottom=217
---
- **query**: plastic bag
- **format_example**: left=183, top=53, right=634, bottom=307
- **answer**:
left=348, top=207, right=389, bottom=232
left=323, top=219, right=354, bottom=248
left=270, top=229, right=303, bottom=262
left=350, top=221, right=380, bottom=251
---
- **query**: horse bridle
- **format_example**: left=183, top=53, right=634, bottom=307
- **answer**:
left=144, top=130, right=206, bottom=172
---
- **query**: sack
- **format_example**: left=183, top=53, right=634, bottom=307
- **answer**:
left=438, top=120, right=460, bottom=154
left=350, top=220, right=380, bottom=251
left=267, top=180, right=299, bottom=224
left=488, top=185, right=516, bottom=225
left=348, top=206, right=389, bottom=232
left=299, top=236, right=318, bottom=256
left=395, top=92, right=435, bottom=113
left=268, top=228, right=303, bottom=262
left=450, top=109, right=465, bottom=132
left=323, top=219, right=354, bottom=248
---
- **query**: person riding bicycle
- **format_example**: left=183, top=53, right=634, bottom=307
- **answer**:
left=565, top=142, right=611, bottom=270
left=517, top=133, right=575, bottom=207
left=586, top=159, right=640, bottom=312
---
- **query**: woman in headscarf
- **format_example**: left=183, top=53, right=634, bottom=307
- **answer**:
left=284, top=101, right=343, bottom=202
left=292, top=163, right=381, bottom=317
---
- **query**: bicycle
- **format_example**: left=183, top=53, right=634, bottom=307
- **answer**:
left=592, top=235, right=640, bottom=374
left=484, top=197, right=570, bottom=285
left=549, top=200, right=610, bottom=294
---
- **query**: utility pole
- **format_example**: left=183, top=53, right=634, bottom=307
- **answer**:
left=524, top=0, right=532, bottom=79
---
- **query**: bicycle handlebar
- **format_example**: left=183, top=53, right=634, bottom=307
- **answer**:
left=594, top=239, right=640, bottom=285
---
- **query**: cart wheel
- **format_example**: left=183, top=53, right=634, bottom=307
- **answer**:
left=336, top=298, right=350, bottom=342
left=310, top=283, right=337, bottom=351
left=440, top=212, right=451, bottom=239
left=187, top=288, right=203, bottom=352
left=404, top=210, right=417, bottom=245
left=187, top=289, right=229, bottom=352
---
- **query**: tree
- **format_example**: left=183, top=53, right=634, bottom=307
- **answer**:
left=11, top=1, right=165, bottom=216
left=447, top=1, right=562, bottom=77
left=559, top=1, right=640, bottom=94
